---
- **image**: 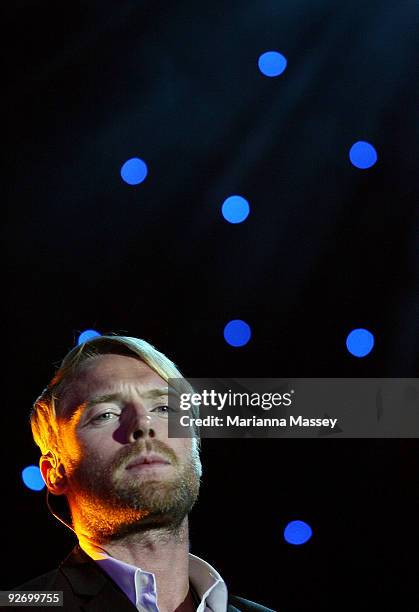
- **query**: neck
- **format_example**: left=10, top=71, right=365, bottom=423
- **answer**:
left=76, top=516, right=191, bottom=612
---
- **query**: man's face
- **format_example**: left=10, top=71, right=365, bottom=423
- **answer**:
left=56, top=353, right=202, bottom=537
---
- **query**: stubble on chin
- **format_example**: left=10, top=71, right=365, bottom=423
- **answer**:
left=68, top=448, right=201, bottom=539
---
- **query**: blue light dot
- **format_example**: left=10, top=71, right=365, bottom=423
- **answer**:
left=224, top=320, right=251, bottom=347
left=120, top=157, right=148, bottom=185
left=346, top=328, right=375, bottom=357
left=349, top=141, right=378, bottom=169
left=258, top=51, right=287, bottom=77
left=22, top=466, right=45, bottom=491
left=78, top=329, right=101, bottom=345
left=221, top=195, right=250, bottom=224
left=284, top=520, right=312, bottom=545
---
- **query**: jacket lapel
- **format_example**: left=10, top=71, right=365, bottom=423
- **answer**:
left=57, top=544, right=245, bottom=612
left=58, top=544, right=136, bottom=612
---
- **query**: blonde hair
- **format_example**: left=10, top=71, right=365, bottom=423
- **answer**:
left=30, top=335, right=196, bottom=459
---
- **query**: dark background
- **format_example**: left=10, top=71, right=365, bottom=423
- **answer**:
left=4, top=1, right=419, bottom=610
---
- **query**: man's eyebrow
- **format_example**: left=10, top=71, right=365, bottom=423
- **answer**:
left=62, top=387, right=176, bottom=421
left=84, top=388, right=169, bottom=410
left=84, top=393, right=123, bottom=410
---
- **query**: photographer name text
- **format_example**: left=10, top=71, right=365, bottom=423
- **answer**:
left=178, top=415, right=338, bottom=429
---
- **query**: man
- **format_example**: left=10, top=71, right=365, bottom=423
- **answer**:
left=15, top=335, right=274, bottom=612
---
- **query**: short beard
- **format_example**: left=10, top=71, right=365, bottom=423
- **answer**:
left=66, top=439, right=202, bottom=542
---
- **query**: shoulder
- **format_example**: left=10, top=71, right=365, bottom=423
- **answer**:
left=11, top=545, right=83, bottom=591
left=229, top=594, right=276, bottom=611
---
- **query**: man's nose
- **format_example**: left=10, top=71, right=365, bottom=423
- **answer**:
left=128, top=411, right=156, bottom=442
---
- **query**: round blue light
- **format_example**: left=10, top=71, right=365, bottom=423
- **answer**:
left=346, top=328, right=375, bottom=358
left=120, top=157, right=148, bottom=185
left=284, top=520, right=312, bottom=545
left=258, top=51, right=287, bottom=77
left=78, top=329, right=101, bottom=345
left=221, top=195, right=250, bottom=224
left=22, top=465, right=45, bottom=491
left=349, top=141, right=377, bottom=169
left=224, top=320, right=251, bottom=347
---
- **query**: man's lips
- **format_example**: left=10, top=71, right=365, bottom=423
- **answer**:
left=125, top=453, right=171, bottom=470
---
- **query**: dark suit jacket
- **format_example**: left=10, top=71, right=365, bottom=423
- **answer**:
left=14, top=545, right=274, bottom=612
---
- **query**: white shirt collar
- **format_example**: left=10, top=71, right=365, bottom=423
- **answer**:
left=78, top=538, right=228, bottom=612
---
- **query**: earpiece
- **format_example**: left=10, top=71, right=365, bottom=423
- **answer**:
left=50, top=470, right=62, bottom=485
left=42, top=450, right=64, bottom=487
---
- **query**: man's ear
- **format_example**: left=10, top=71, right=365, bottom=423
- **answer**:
left=40, top=451, right=68, bottom=496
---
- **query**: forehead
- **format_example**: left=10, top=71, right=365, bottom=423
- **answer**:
left=60, top=353, right=166, bottom=417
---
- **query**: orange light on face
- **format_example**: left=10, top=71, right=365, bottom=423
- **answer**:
left=76, top=494, right=151, bottom=547
left=56, top=406, right=86, bottom=467
left=51, top=354, right=202, bottom=541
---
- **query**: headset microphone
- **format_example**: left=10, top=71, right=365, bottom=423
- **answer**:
left=46, top=489, right=76, bottom=535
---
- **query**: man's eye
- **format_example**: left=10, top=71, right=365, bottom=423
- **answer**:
left=151, top=405, right=171, bottom=414
left=92, top=412, right=117, bottom=422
